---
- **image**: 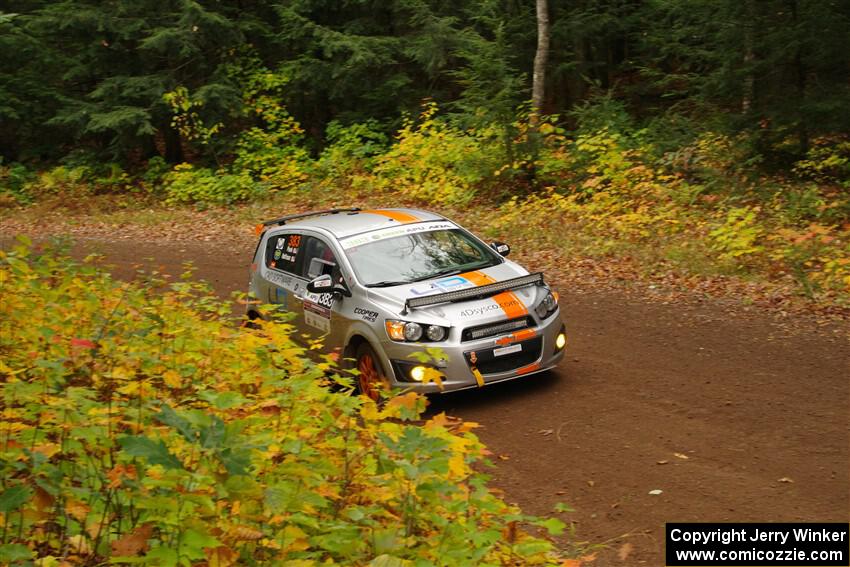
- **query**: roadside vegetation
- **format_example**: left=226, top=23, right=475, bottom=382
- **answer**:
left=2, top=94, right=848, bottom=306
left=0, top=239, right=575, bottom=565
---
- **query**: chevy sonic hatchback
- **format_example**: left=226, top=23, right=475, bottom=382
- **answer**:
left=247, top=208, right=566, bottom=397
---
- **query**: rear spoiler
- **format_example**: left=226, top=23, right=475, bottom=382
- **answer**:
left=402, top=272, right=544, bottom=314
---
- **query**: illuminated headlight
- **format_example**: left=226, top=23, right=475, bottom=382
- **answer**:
left=535, top=291, right=558, bottom=319
left=426, top=325, right=447, bottom=342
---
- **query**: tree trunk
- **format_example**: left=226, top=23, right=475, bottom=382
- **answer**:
left=163, top=124, right=184, bottom=164
left=532, top=0, right=550, bottom=117
left=789, top=0, right=809, bottom=154
left=741, top=0, right=755, bottom=114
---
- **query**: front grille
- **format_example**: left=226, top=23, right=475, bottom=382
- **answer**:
left=464, top=336, right=542, bottom=375
left=461, top=316, right=534, bottom=342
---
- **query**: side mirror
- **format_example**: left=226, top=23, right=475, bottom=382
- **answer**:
left=306, top=274, right=351, bottom=298
left=490, top=241, right=511, bottom=257
left=306, top=274, right=333, bottom=294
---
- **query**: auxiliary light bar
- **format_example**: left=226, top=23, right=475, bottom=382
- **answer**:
left=403, top=272, right=544, bottom=313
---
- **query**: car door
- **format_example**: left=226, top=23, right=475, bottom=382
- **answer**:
left=297, top=234, right=345, bottom=345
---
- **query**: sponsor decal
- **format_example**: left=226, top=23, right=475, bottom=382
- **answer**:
left=459, top=299, right=524, bottom=318
left=340, top=221, right=457, bottom=250
left=493, top=343, right=522, bottom=357
left=273, top=249, right=282, bottom=260
left=313, top=278, right=332, bottom=288
left=460, top=270, right=529, bottom=320
left=304, top=291, right=335, bottom=310
left=469, top=351, right=478, bottom=364
left=497, top=244, right=509, bottom=253
left=354, top=306, right=378, bottom=322
left=304, top=311, right=330, bottom=333
left=303, top=291, right=334, bottom=332
left=410, top=275, right=476, bottom=297
left=265, top=271, right=293, bottom=289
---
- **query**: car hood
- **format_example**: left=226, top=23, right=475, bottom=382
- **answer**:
left=365, top=262, right=545, bottom=325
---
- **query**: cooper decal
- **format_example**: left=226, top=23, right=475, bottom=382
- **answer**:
left=353, top=307, right=378, bottom=322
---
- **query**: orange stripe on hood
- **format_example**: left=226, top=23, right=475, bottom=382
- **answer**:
left=361, top=209, right=420, bottom=223
left=462, top=270, right=529, bottom=320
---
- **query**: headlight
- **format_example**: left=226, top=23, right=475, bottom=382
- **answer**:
left=403, top=322, right=423, bottom=341
left=386, top=320, right=449, bottom=342
left=535, top=291, right=558, bottom=319
left=426, top=325, right=447, bottom=342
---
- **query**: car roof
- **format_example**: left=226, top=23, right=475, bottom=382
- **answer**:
left=277, top=208, right=450, bottom=240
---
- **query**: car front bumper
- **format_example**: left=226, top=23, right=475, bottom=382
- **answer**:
left=379, top=311, right=566, bottom=394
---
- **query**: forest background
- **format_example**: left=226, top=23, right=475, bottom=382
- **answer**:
left=2, top=0, right=850, bottom=303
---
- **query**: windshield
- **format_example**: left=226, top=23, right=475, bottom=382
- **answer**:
left=344, top=228, right=502, bottom=287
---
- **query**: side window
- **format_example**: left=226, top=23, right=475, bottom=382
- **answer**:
left=301, top=236, right=339, bottom=280
left=266, top=233, right=304, bottom=274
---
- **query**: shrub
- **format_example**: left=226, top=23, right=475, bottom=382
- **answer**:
left=0, top=240, right=568, bottom=565
left=162, top=164, right=264, bottom=205
left=317, top=120, right=389, bottom=178
left=370, top=103, right=499, bottom=206
left=0, top=162, right=34, bottom=206
left=708, top=206, right=765, bottom=265
left=22, top=165, right=95, bottom=198
left=793, top=137, right=850, bottom=187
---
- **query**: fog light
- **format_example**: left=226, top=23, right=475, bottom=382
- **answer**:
left=555, top=333, right=567, bottom=350
left=410, top=366, right=427, bottom=381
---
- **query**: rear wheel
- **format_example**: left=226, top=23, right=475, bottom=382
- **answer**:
left=354, top=343, right=386, bottom=401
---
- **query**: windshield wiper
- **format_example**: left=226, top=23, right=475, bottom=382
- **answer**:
left=366, top=280, right=409, bottom=288
left=408, top=268, right=462, bottom=283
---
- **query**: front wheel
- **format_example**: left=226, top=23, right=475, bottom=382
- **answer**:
left=354, top=343, right=387, bottom=401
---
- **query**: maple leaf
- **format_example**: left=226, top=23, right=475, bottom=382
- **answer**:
left=110, top=523, right=153, bottom=557
left=206, top=545, right=238, bottom=567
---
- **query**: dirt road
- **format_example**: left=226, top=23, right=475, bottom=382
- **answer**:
left=6, top=237, right=849, bottom=565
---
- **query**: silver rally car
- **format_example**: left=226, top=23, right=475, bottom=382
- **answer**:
left=248, top=207, right=566, bottom=397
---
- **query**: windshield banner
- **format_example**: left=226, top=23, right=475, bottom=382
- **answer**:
left=340, top=221, right=458, bottom=249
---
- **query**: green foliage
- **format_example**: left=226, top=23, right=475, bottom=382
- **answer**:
left=0, top=162, right=34, bottom=206
left=0, top=242, right=567, bottom=564
left=317, top=121, right=389, bottom=178
left=370, top=103, right=499, bottom=205
left=709, top=207, right=765, bottom=262
left=163, top=86, right=224, bottom=149
left=162, top=164, right=263, bottom=206
left=793, top=137, right=850, bottom=187
left=229, top=64, right=311, bottom=192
